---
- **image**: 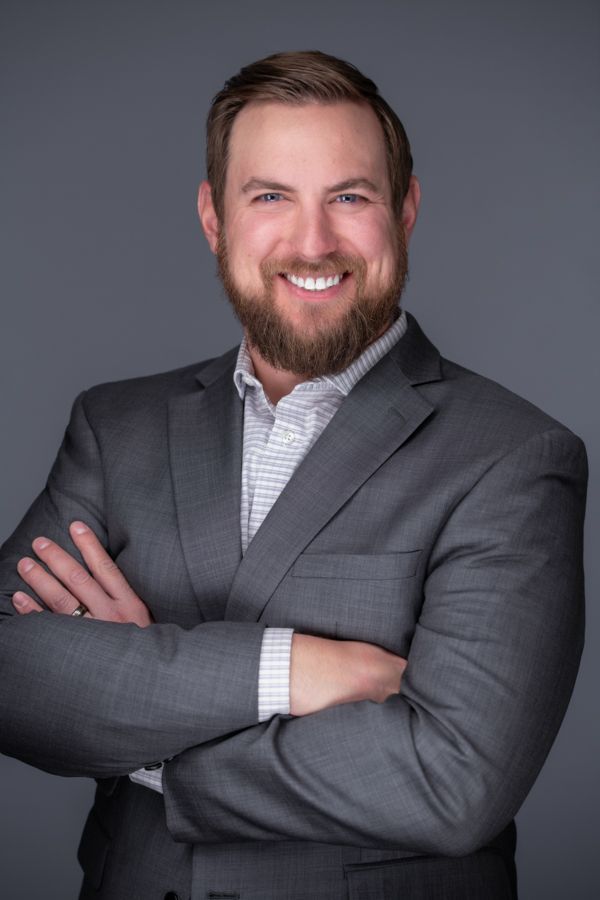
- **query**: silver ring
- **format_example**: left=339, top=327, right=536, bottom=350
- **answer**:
left=71, top=603, right=89, bottom=617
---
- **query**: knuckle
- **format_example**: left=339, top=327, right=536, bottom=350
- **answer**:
left=54, top=593, right=74, bottom=613
left=69, top=567, right=90, bottom=585
left=98, top=557, right=118, bottom=573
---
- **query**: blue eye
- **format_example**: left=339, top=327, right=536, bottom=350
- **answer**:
left=259, top=193, right=283, bottom=202
left=336, top=194, right=361, bottom=204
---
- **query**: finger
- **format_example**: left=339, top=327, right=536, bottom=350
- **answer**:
left=69, top=521, right=140, bottom=602
left=12, top=590, right=44, bottom=614
left=17, top=556, right=82, bottom=616
left=69, top=522, right=152, bottom=626
left=28, top=538, right=112, bottom=616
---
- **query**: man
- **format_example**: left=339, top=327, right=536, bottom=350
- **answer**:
left=0, top=50, right=586, bottom=899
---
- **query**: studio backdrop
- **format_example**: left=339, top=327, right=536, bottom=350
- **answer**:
left=1, top=1, right=598, bottom=898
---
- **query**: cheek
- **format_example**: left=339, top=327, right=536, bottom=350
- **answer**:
left=227, top=219, right=281, bottom=278
left=342, top=214, right=397, bottom=272
left=360, top=234, right=398, bottom=283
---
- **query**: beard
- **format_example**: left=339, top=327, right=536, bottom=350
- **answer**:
left=216, top=233, right=408, bottom=379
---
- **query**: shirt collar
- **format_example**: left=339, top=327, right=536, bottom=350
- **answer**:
left=233, top=308, right=407, bottom=401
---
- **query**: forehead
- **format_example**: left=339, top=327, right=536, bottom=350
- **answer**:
left=226, top=100, right=389, bottom=189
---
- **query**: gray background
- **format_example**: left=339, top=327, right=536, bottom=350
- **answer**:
left=1, top=0, right=598, bottom=897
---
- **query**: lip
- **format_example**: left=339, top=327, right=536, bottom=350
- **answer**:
left=277, top=272, right=350, bottom=302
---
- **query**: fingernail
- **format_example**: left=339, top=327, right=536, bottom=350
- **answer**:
left=19, top=558, right=35, bottom=573
left=71, top=521, right=88, bottom=535
left=13, top=592, right=28, bottom=607
left=33, top=537, right=50, bottom=551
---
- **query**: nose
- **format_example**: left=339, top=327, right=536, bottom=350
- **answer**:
left=287, top=202, right=339, bottom=260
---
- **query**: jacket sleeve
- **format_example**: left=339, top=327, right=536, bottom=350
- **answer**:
left=0, top=392, right=265, bottom=778
left=162, top=427, right=587, bottom=857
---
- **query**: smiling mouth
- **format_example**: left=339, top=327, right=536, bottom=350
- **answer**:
left=282, top=272, right=347, bottom=292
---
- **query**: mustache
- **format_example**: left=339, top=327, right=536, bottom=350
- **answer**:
left=260, top=253, right=366, bottom=280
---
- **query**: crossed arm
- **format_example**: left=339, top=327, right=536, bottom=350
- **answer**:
left=10, top=522, right=407, bottom=715
left=0, top=400, right=587, bottom=856
left=157, top=428, right=586, bottom=855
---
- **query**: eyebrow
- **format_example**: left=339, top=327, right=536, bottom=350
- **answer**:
left=240, top=177, right=382, bottom=195
left=327, top=178, right=382, bottom=194
left=241, top=178, right=295, bottom=194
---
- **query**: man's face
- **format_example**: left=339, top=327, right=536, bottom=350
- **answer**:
left=201, top=101, right=418, bottom=377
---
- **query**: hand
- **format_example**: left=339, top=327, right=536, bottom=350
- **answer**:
left=12, top=521, right=153, bottom=627
left=290, top=633, right=407, bottom=716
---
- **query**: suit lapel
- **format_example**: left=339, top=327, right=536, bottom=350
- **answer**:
left=225, top=314, right=442, bottom=622
left=169, top=348, right=243, bottom=621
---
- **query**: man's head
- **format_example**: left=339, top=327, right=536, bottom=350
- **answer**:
left=198, top=51, right=420, bottom=377
left=206, top=51, right=413, bottom=224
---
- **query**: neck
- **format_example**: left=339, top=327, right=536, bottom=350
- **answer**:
left=245, top=313, right=399, bottom=405
left=247, top=346, right=307, bottom=405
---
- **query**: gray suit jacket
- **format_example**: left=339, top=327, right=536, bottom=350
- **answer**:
left=0, top=314, right=586, bottom=900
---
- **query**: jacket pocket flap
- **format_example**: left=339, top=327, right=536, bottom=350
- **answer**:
left=291, top=551, right=421, bottom=580
left=345, top=851, right=512, bottom=899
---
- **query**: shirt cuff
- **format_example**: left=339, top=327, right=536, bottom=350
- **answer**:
left=258, top=627, right=294, bottom=721
left=129, top=764, right=164, bottom=794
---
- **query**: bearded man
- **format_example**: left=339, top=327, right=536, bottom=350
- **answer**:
left=0, top=51, right=586, bottom=900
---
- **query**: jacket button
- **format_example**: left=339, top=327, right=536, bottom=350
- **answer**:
left=164, top=893, right=179, bottom=900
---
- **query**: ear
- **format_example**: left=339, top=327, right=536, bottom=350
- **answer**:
left=401, top=175, right=421, bottom=241
left=198, top=181, right=220, bottom=254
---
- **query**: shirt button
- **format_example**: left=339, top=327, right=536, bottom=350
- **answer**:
left=282, top=430, right=295, bottom=445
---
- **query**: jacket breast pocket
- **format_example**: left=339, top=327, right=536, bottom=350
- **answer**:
left=266, top=551, right=423, bottom=652
left=291, top=550, right=421, bottom=581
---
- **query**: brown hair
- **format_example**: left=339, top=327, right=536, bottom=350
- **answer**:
left=206, top=50, right=413, bottom=222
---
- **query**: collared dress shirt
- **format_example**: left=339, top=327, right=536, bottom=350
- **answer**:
left=131, top=310, right=407, bottom=792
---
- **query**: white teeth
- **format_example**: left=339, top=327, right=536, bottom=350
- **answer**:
left=285, top=273, right=342, bottom=291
